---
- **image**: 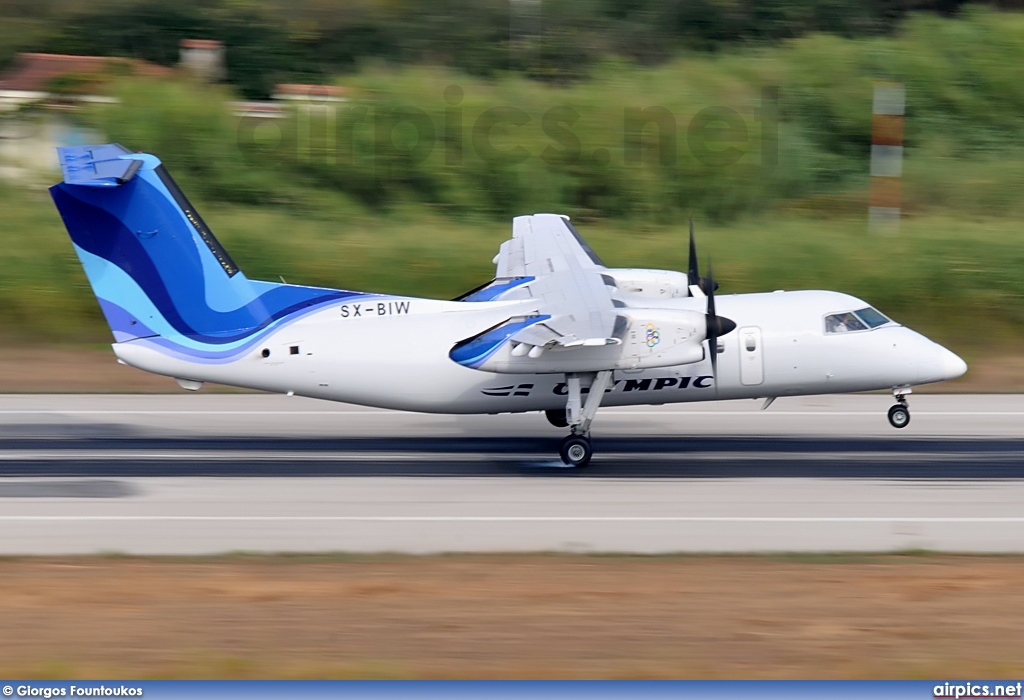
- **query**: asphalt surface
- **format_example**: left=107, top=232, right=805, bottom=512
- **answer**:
left=1, top=393, right=1023, bottom=554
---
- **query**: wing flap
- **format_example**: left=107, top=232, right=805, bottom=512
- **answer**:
left=510, top=320, right=562, bottom=347
left=522, top=266, right=615, bottom=343
left=495, top=236, right=525, bottom=278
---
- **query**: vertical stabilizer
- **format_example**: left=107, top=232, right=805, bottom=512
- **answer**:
left=50, top=144, right=350, bottom=350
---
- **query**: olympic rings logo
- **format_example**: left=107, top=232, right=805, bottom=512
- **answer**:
left=645, top=323, right=661, bottom=348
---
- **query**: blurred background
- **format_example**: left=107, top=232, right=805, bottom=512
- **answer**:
left=1, top=0, right=1023, bottom=379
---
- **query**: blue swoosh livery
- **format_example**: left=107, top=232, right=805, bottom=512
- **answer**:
left=50, top=144, right=372, bottom=363
left=449, top=315, right=551, bottom=369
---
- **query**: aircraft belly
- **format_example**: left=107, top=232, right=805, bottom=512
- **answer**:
left=114, top=337, right=742, bottom=413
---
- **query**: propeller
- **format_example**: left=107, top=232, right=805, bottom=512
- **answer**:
left=703, top=259, right=737, bottom=393
left=687, top=217, right=719, bottom=296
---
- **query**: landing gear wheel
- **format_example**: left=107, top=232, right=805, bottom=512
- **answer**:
left=545, top=409, right=569, bottom=428
left=559, top=435, right=593, bottom=467
left=887, top=404, right=910, bottom=429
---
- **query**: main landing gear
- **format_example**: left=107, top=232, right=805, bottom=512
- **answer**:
left=887, top=387, right=911, bottom=429
left=557, top=370, right=614, bottom=467
left=560, top=435, right=592, bottom=467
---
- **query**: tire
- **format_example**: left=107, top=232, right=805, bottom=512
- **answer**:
left=887, top=404, right=910, bottom=429
left=545, top=408, right=569, bottom=428
left=559, top=435, right=593, bottom=467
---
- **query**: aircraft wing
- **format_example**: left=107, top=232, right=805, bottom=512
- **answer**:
left=495, top=214, right=620, bottom=347
left=495, top=214, right=605, bottom=278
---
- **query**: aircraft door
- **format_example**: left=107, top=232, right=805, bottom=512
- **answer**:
left=738, top=326, right=764, bottom=386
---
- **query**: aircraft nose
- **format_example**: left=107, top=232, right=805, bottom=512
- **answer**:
left=938, top=346, right=968, bottom=381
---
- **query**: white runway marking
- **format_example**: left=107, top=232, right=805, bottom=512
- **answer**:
left=3, top=515, right=1024, bottom=523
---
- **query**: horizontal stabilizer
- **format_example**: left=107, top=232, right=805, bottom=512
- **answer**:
left=57, top=143, right=142, bottom=187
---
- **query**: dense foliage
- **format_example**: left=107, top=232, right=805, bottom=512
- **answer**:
left=75, top=10, right=1024, bottom=224
left=0, top=0, right=1005, bottom=98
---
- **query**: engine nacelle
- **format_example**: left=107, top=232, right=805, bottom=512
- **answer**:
left=620, top=308, right=706, bottom=369
left=601, top=269, right=691, bottom=299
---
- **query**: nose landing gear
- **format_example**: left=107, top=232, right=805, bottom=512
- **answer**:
left=887, top=387, right=911, bottom=429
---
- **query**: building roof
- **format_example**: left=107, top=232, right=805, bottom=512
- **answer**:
left=0, top=53, right=174, bottom=93
left=180, top=39, right=223, bottom=50
left=274, top=83, right=346, bottom=100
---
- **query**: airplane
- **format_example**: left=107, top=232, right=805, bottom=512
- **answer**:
left=50, top=143, right=968, bottom=467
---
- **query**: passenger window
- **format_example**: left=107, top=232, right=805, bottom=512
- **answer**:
left=824, top=312, right=867, bottom=334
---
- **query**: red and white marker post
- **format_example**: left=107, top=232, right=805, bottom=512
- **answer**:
left=869, top=83, right=905, bottom=232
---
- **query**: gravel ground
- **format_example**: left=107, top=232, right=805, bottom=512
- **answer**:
left=1, top=554, right=1022, bottom=678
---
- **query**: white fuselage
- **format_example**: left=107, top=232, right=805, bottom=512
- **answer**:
left=113, top=289, right=965, bottom=413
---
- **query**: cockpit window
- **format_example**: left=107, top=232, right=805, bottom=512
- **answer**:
left=854, top=307, right=891, bottom=328
left=824, top=307, right=893, bottom=334
left=824, top=312, right=868, bottom=333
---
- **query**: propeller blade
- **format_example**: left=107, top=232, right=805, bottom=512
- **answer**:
left=687, top=217, right=700, bottom=288
left=704, top=260, right=737, bottom=396
left=706, top=260, right=716, bottom=317
left=706, top=259, right=719, bottom=387
left=688, top=217, right=719, bottom=295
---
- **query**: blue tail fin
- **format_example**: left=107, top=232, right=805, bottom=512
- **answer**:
left=51, top=144, right=352, bottom=354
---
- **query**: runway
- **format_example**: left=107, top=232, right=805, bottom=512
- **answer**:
left=1, top=393, right=1023, bottom=554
